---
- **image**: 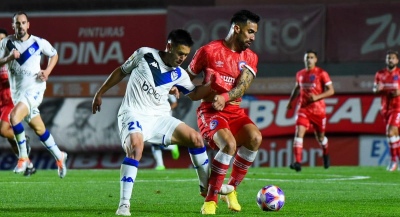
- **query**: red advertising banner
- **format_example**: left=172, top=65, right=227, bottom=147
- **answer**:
left=326, top=3, right=400, bottom=61
left=242, top=94, right=385, bottom=137
left=0, top=10, right=167, bottom=76
left=167, top=5, right=326, bottom=62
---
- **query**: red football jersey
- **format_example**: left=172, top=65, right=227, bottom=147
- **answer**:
left=296, top=66, right=332, bottom=115
left=0, top=65, right=12, bottom=107
left=374, top=67, right=400, bottom=112
left=189, top=40, right=258, bottom=103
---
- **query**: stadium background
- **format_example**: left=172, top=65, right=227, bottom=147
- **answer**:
left=0, top=0, right=397, bottom=170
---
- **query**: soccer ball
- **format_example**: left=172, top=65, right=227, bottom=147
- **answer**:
left=256, top=185, right=285, bottom=211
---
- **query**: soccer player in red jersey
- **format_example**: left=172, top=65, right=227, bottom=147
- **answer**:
left=373, top=50, right=400, bottom=171
left=286, top=50, right=335, bottom=172
left=0, top=28, right=35, bottom=176
left=187, top=10, right=262, bottom=214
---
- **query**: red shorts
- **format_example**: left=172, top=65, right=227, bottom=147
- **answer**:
left=197, top=102, right=254, bottom=150
left=0, top=101, right=13, bottom=122
left=381, top=110, right=400, bottom=127
left=296, top=109, right=326, bottom=133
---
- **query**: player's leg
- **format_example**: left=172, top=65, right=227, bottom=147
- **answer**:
left=219, top=119, right=261, bottom=212
left=151, top=144, right=166, bottom=170
left=9, top=102, right=31, bottom=173
left=312, top=115, right=329, bottom=169
left=29, top=114, right=67, bottom=178
left=116, top=132, right=143, bottom=216
left=290, top=113, right=309, bottom=172
left=386, top=124, right=399, bottom=171
left=188, top=146, right=210, bottom=196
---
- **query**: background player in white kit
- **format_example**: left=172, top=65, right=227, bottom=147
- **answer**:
left=92, top=29, right=213, bottom=216
left=0, top=11, right=67, bottom=178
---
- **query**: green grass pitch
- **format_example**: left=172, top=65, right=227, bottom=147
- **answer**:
left=1, top=166, right=399, bottom=216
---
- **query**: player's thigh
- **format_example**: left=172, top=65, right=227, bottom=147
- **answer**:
left=234, top=123, right=261, bottom=151
left=171, top=122, right=203, bottom=148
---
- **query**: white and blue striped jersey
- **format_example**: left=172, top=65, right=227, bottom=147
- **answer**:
left=119, top=47, right=195, bottom=116
left=0, top=35, right=57, bottom=101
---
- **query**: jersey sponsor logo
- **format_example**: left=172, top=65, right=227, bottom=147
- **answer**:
left=141, top=80, right=161, bottom=100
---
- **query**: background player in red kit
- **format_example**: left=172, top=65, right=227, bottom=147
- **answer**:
left=187, top=10, right=262, bottom=214
left=373, top=50, right=400, bottom=171
left=286, top=50, right=335, bottom=172
left=0, top=28, right=35, bottom=176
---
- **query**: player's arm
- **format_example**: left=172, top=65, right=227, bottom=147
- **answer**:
left=287, top=83, right=300, bottom=109
left=310, top=83, right=334, bottom=102
left=212, top=67, right=254, bottom=111
left=187, top=82, right=213, bottom=101
left=38, top=53, right=58, bottom=82
left=92, top=66, right=127, bottom=114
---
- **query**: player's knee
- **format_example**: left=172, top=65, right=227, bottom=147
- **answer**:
left=221, top=139, right=237, bottom=155
left=249, top=130, right=262, bottom=149
left=189, top=131, right=204, bottom=148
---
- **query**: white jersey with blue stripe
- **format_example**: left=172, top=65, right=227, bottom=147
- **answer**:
left=0, top=35, right=57, bottom=100
left=119, top=47, right=195, bottom=116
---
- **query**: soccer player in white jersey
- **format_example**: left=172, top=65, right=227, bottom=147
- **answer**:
left=0, top=11, right=67, bottom=178
left=92, top=29, right=214, bottom=216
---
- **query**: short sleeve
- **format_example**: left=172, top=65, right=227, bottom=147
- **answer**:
left=40, top=38, right=57, bottom=57
left=188, top=46, right=207, bottom=76
left=121, top=48, right=143, bottom=74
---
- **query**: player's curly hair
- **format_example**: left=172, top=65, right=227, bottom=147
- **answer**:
left=230, top=10, right=260, bottom=25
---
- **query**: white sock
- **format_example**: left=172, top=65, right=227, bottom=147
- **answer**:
left=119, top=158, right=139, bottom=206
left=151, top=145, right=164, bottom=167
left=188, top=147, right=209, bottom=192
left=39, top=130, right=63, bottom=160
left=164, top=144, right=176, bottom=151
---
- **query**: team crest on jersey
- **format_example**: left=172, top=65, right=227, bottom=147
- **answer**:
left=394, top=75, right=399, bottom=81
left=171, top=70, right=179, bottom=81
left=309, top=74, right=316, bottom=81
left=28, top=47, right=36, bottom=55
left=238, top=61, right=246, bottom=71
left=210, top=120, right=218, bottom=130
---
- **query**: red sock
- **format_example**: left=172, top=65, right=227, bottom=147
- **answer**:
left=206, top=159, right=229, bottom=202
left=390, top=142, right=397, bottom=162
left=294, top=146, right=302, bottom=163
left=228, top=154, right=253, bottom=189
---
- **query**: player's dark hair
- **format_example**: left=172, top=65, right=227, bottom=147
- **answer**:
left=12, top=11, right=29, bottom=21
left=387, top=50, right=399, bottom=59
left=0, top=28, right=7, bottom=35
left=305, top=49, right=318, bottom=58
left=167, top=29, right=194, bottom=47
left=230, top=10, right=260, bottom=25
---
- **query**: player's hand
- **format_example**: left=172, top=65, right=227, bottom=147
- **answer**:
left=92, top=94, right=102, bottom=114
left=212, top=94, right=226, bottom=111
left=169, top=86, right=180, bottom=99
left=7, top=49, right=20, bottom=60
left=37, top=70, right=49, bottom=81
left=308, top=94, right=318, bottom=102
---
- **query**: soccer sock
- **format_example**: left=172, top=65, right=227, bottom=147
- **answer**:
left=206, top=151, right=232, bottom=202
left=151, top=145, right=164, bottom=167
left=39, top=130, right=63, bottom=160
left=293, top=137, right=303, bottom=163
left=389, top=136, right=398, bottom=162
left=163, top=144, right=176, bottom=151
left=119, top=157, right=139, bottom=206
left=12, top=122, right=28, bottom=158
left=320, top=137, right=329, bottom=155
left=228, top=146, right=258, bottom=189
left=188, top=147, right=210, bottom=195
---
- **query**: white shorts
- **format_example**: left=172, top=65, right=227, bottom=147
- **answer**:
left=13, top=89, right=43, bottom=123
left=117, top=112, right=182, bottom=148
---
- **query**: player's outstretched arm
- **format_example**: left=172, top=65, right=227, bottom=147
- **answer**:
left=92, top=66, right=127, bottom=114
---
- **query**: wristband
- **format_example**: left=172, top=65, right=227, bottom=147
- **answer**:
left=221, top=92, right=229, bottom=102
